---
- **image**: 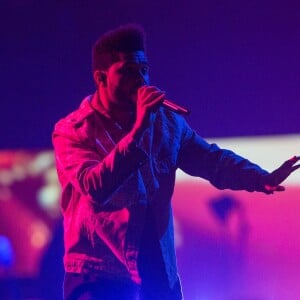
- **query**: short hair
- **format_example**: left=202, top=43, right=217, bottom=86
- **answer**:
left=92, top=24, right=146, bottom=71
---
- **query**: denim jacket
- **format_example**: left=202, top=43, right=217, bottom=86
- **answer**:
left=52, top=95, right=268, bottom=290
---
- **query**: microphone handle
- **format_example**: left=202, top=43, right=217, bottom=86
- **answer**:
left=162, top=99, right=190, bottom=115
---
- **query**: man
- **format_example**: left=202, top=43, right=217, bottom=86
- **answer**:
left=52, top=24, right=299, bottom=300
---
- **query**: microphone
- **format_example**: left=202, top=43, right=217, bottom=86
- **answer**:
left=138, top=84, right=190, bottom=115
left=162, top=99, right=190, bottom=115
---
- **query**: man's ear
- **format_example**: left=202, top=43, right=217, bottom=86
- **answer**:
left=93, top=70, right=107, bottom=86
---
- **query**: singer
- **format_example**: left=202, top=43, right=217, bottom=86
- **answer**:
left=52, top=24, right=299, bottom=300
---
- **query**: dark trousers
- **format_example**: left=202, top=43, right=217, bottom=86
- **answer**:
left=63, top=272, right=182, bottom=300
left=63, top=273, right=139, bottom=300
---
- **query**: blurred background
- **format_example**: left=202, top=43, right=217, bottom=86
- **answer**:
left=1, top=1, right=300, bottom=299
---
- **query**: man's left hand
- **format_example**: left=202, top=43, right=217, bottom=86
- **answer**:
left=262, top=156, right=300, bottom=194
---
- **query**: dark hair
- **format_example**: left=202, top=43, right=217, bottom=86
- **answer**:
left=92, top=24, right=146, bottom=71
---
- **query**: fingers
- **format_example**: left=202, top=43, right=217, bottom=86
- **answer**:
left=132, top=86, right=166, bottom=139
left=281, top=156, right=300, bottom=175
left=289, top=155, right=300, bottom=162
left=292, top=164, right=300, bottom=172
left=287, top=156, right=300, bottom=172
left=275, top=185, right=285, bottom=192
left=137, top=85, right=166, bottom=108
left=264, top=184, right=285, bottom=194
left=264, top=155, right=300, bottom=194
left=285, top=155, right=300, bottom=166
left=276, top=155, right=300, bottom=174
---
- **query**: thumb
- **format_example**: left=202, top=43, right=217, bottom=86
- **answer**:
left=264, top=184, right=285, bottom=194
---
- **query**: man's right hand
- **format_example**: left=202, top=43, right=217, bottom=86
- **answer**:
left=130, top=85, right=166, bottom=141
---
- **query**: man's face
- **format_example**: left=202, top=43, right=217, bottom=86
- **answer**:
left=104, top=51, right=150, bottom=111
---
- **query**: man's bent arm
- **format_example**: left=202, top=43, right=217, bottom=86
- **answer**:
left=53, top=131, right=148, bottom=206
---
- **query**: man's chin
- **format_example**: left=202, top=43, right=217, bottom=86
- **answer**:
left=122, top=98, right=136, bottom=111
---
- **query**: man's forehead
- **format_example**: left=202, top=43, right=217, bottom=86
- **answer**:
left=118, top=51, right=148, bottom=63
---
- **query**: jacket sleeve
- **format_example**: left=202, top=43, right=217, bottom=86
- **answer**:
left=177, top=129, right=269, bottom=193
left=52, top=127, right=148, bottom=206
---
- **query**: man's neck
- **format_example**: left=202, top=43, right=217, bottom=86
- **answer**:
left=92, top=91, right=135, bottom=131
left=110, top=108, right=135, bottom=131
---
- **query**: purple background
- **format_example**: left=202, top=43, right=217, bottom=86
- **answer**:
left=1, top=2, right=300, bottom=299
left=1, top=1, right=300, bottom=149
